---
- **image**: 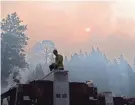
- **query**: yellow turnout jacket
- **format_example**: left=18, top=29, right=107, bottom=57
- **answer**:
left=55, top=54, right=64, bottom=69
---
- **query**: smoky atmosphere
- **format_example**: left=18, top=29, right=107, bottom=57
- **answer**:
left=1, top=1, right=135, bottom=104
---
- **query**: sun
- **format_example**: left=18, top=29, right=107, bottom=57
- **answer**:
left=84, top=28, right=91, bottom=32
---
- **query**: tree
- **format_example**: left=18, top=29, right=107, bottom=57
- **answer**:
left=26, top=64, right=45, bottom=82
left=127, top=64, right=135, bottom=97
left=1, top=12, right=29, bottom=86
left=35, top=64, right=45, bottom=80
left=31, top=40, right=55, bottom=64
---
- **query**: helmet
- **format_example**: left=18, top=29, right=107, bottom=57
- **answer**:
left=53, top=49, right=58, bottom=54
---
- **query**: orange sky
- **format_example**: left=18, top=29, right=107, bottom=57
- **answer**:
left=1, top=1, right=135, bottom=64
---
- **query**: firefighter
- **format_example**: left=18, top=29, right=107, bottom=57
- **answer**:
left=49, top=49, right=64, bottom=71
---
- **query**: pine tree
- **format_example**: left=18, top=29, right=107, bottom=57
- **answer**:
left=1, top=12, right=29, bottom=86
left=34, top=64, right=45, bottom=80
left=127, top=64, right=135, bottom=97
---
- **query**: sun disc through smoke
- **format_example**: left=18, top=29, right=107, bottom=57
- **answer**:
left=85, top=28, right=91, bottom=32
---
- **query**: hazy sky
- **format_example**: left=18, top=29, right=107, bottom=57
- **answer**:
left=1, top=0, right=135, bottom=64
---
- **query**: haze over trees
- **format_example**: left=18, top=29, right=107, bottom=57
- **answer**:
left=1, top=12, right=29, bottom=86
left=64, top=48, right=135, bottom=97
left=1, top=13, right=135, bottom=97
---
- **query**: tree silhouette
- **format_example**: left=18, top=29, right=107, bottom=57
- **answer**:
left=31, top=40, right=55, bottom=64
left=1, top=12, right=29, bottom=86
left=64, top=47, right=135, bottom=96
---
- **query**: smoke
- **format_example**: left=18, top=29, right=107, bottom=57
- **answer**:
left=1, top=1, right=135, bottom=44
left=1, top=1, right=135, bottom=95
left=65, top=48, right=135, bottom=96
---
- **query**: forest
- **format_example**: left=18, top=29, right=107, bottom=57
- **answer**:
left=1, top=13, right=135, bottom=97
